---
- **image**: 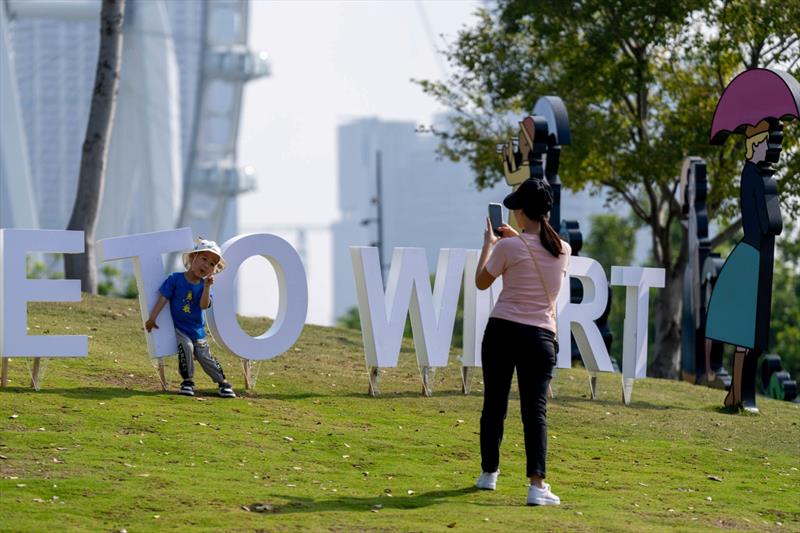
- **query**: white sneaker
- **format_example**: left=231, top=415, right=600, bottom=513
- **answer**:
left=475, top=471, right=499, bottom=490
left=527, top=482, right=560, bottom=505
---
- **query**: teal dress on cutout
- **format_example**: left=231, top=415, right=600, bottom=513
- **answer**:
left=705, top=161, right=782, bottom=351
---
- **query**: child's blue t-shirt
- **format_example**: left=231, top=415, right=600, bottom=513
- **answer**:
left=159, top=272, right=212, bottom=341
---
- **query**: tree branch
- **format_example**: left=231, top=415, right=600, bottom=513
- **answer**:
left=602, top=179, right=651, bottom=222
left=709, top=217, right=743, bottom=250
left=672, top=224, right=689, bottom=273
left=762, top=36, right=799, bottom=65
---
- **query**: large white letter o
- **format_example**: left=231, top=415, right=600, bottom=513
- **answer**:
left=208, top=234, right=308, bottom=361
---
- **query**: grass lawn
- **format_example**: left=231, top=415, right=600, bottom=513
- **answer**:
left=1, top=294, right=798, bottom=532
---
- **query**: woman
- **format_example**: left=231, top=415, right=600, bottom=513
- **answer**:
left=474, top=177, right=570, bottom=506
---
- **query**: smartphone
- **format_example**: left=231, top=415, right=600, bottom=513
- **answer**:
left=488, top=203, right=504, bottom=237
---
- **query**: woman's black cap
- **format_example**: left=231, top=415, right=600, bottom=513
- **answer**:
left=502, top=178, right=553, bottom=217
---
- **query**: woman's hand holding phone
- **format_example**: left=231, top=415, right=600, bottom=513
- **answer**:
left=484, top=219, right=519, bottom=248
left=498, top=224, right=518, bottom=238
left=484, top=218, right=500, bottom=247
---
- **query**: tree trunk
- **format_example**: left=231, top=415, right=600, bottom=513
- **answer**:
left=649, top=266, right=683, bottom=378
left=64, top=0, right=125, bottom=293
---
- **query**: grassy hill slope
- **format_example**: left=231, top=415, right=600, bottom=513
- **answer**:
left=1, top=295, right=798, bottom=532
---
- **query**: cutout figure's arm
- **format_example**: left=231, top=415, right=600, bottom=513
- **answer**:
left=763, top=177, right=783, bottom=236
left=752, top=175, right=771, bottom=236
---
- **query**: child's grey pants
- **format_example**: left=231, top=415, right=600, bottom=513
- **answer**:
left=176, top=330, right=226, bottom=385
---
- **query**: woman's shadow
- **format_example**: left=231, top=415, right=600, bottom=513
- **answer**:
left=256, top=485, right=495, bottom=515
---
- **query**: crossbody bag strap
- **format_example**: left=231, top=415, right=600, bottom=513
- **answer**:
left=517, top=234, right=558, bottom=337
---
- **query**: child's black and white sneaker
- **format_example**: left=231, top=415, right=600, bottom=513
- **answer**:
left=218, top=382, right=236, bottom=398
left=178, top=381, right=195, bottom=396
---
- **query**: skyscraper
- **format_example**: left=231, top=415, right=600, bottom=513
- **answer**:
left=331, top=116, right=613, bottom=323
left=332, top=117, right=507, bottom=321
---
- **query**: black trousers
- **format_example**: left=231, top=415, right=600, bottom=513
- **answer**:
left=480, top=317, right=556, bottom=479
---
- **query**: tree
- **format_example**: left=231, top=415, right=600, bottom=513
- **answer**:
left=64, top=0, right=126, bottom=294
left=771, top=222, right=800, bottom=379
left=416, top=0, right=799, bottom=378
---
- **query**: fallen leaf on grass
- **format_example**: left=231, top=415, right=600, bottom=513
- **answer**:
left=0, top=455, right=7, bottom=460
left=9, top=414, right=18, bottom=419
left=447, top=523, right=457, bottom=528
left=707, top=475, right=723, bottom=482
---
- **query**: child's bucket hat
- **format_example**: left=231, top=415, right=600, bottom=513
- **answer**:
left=182, top=238, right=226, bottom=274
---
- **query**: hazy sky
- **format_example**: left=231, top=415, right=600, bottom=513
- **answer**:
left=236, top=1, right=481, bottom=324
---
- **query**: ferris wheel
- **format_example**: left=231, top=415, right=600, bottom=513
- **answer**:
left=0, top=0, right=268, bottom=248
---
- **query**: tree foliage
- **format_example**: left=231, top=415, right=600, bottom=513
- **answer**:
left=771, top=223, right=800, bottom=379
left=416, top=0, right=799, bottom=377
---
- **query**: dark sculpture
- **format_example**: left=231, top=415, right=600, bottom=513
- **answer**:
left=679, top=157, right=730, bottom=389
left=706, top=68, right=800, bottom=412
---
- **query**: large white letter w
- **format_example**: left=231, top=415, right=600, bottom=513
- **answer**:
left=350, top=247, right=465, bottom=369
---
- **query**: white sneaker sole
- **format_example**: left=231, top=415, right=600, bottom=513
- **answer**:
left=527, top=498, right=560, bottom=506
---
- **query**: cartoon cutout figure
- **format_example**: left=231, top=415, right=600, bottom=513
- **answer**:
left=706, top=68, right=800, bottom=412
left=498, top=116, right=549, bottom=186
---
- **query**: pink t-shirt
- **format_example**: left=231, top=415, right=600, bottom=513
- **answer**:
left=485, top=233, right=571, bottom=333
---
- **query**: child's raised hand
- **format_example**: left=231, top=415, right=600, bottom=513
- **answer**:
left=145, top=318, right=158, bottom=332
left=204, top=275, right=215, bottom=286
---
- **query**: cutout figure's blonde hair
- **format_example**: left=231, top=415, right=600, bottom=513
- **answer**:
left=745, top=120, right=770, bottom=160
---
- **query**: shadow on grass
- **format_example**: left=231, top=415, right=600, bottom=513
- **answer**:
left=239, top=390, right=474, bottom=401
left=0, top=386, right=165, bottom=399
left=258, top=485, right=490, bottom=515
left=339, top=390, right=474, bottom=400
left=711, top=405, right=762, bottom=416
left=552, top=394, right=693, bottom=412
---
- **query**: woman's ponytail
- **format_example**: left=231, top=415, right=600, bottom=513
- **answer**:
left=539, top=216, right=563, bottom=258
